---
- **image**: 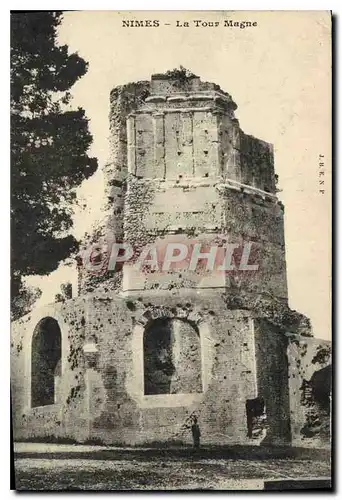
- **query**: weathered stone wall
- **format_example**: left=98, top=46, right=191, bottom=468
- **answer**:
left=221, top=186, right=287, bottom=301
left=287, top=335, right=331, bottom=448
left=106, top=80, right=150, bottom=236
left=13, top=289, right=296, bottom=446
left=240, top=133, right=275, bottom=193
left=11, top=292, right=319, bottom=446
left=254, top=319, right=291, bottom=445
left=122, top=176, right=287, bottom=302
left=11, top=298, right=89, bottom=442
left=84, top=290, right=260, bottom=445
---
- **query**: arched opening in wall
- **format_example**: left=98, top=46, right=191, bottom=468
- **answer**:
left=300, top=364, right=331, bottom=440
left=31, top=317, right=61, bottom=407
left=143, top=317, right=202, bottom=395
left=310, top=365, right=331, bottom=414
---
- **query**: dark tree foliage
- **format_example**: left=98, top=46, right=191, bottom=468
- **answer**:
left=11, top=12, right=97, bottom=319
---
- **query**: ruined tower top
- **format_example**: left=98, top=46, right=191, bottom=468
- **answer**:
left=148, top=67, right=237, bottom=112
left=118, top=68, right=276, bottom=193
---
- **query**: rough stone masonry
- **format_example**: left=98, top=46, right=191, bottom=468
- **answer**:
left=11, top=69, right=331, bottom=448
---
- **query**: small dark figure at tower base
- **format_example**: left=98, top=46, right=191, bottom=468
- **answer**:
left=191, top=416, right=201, bottom=449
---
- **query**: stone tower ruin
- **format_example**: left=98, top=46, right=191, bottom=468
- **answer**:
left=11, top=69, right=331, bottom=448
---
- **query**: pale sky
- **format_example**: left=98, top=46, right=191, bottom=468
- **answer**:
left=26, top=11, right=331, bottom=339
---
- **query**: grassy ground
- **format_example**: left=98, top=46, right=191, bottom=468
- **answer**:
left=13, top=443, right=331, bottom=491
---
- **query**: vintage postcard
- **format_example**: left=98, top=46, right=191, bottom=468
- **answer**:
left=11, top=10, right=332, bottom=491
